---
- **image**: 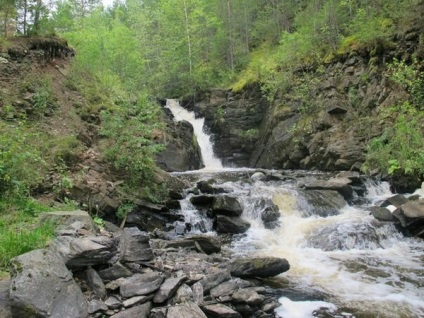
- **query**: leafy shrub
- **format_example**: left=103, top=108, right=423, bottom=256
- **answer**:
left=99, top=94, right=165, bottom=189
left=364, top=59, right=424, bottom=176
left=0, top=121, right=47, bottom=198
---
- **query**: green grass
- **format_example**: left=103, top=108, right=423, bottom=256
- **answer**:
left=0, top=197, right=57, bottom=271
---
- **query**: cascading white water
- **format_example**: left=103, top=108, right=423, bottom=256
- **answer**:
left=166, top=100, right=423, bottom=317
left=165, top=99, right=223, bottom=170
left=174, top=171, right=424, bottom=318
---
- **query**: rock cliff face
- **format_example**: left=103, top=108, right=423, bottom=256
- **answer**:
left=189, top=24, right=423, bottom=179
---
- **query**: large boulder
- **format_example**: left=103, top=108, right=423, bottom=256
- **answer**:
left=120, top=273, right=164, bottom=298
left=370, top=206, right=395, bottom=222
left=119, top=227, right=154, bottom=262
left=155, top=118, right=203, bottom=172
left=49, top=235, right=117, bottom=268
left=304, top=180, right=354, bottom=201
left=9, top=249, right=88, bottom=318
left=229, top=257, right=290, bottom=278
left=393, top=199, right=424, bottom=238
left=201, top=303, right=241, bottom=318
left=212, top=196, right=243, bottom=216
left=301, top=190, right=347, bottom=217
left=216, top=215, right=250, bottom=234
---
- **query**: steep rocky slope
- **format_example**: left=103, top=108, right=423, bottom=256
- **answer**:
left=189, top=21, right=423, bottom=191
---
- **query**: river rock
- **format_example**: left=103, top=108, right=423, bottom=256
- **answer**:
left=105, top=296, right=122, bottom=309
left=85, top=268, right=107, bottom=300
left=260, top=204, right=281, bottom=229
left=173, top=284, right=194, bottom=303
left=120, top=273, right=164, bottom=298
left=119, top=227, right=154, bottom=262
left=190, top=195, right=215, bottom=206
left=197, top=180, right=215, bottom=194
left=308, top=222, right=381, bottom=251
left=99, top=262, right=133, bottom=282
left=199, top=270, right=231, bottom=294
left=304, top=180, right=354, bottom=201
left=212, top=196, right=243, bottom=216
left=201, top=303, right=242, bottom=318
left=301, top=190, right=347, bottom=217
left=229, top=257, right=290, bottom=278
left=9, top=249, right=88, bottom=318
left=370, top=206, right=395, bottom=222
left=167, top=301, right=207, bottom=318
left=154, top=276, right=187, bottom=303
left=393, top=199, right=424, bottom=237
left=380, top=194, right=409, bottom=208
left=188, top=235, right=222, bottom=254
left=232, top=288, right=265, bottom=305
left=123, top=295, right=153, bottom=307
left=210, top=278, right=251, bottom=298
left=251, top=172, right=266, bottom=182
left=49, top=235, right=117, bottom=268
left=88, top=299, right=108, bottom=314
left=110, top=301, right=152, bottom=318
left=216, top=215, right=251, bottom=234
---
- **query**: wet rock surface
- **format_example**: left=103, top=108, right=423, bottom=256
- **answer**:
left=8, top=207, right=288, bottom=318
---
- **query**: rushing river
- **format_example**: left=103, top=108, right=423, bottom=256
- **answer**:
left=166, top=100, right=424, bottom=318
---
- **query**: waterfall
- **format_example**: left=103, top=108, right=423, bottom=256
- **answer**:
left=173, top=170, right=424, bottom=318
left=166, top=99, right=223, bottom=170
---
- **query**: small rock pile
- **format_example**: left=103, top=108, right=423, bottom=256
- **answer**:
left=8, top=211, right=290, bottom=318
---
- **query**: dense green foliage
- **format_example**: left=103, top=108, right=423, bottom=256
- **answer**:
left=364, top=59, right=424, bottom=177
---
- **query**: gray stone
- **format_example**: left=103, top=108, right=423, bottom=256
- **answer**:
left=150, top=307, right=167, bottom=318
left=380, top=194, right=409, bottom=208
left=212, top=196, right=243, bottom=216
left=105, top=278, right=126, bottom=291
left=190, top=195, right=215, bottom=206
left=88, top=299, right=107, bottom=314
left=0, top=280, right=12, bottom=318
left=188, top=235, right=221, bottom=254
left=99, top=263, right=133, bottom=282
left=110, top=301, right=152, bottom=318
left=173, top=284, right=194, bottom=304
left=199, top=270, right=231, bottom=294
left=216, top=215, right=250, bottom=234
left=262, top=301, right=281, bottom=313
left=229, top=257, right=290, bottom=278
left=197, top=181, right=215, bottom=194
left=304, top=180, right=354, bottom=201
left=370, top=206, right=395, bottom=222
left=232, top=289, right=265, bottom=305
left=393, top=199, right=424, bottom=238
left=119, top=227, right=154, bottom=262
left=202, top=303, right=242, bottom=318
left=49, top=235, right=117, bottom=268
left=192, top=282, right=204, bottom=304
left=210, top=278, right=251, bottom=298
left=120, top=273, right=164, bottom=298
left=105, top=296, right=122, bottom=309
left=154, top=276, right=187, bottom=303
left=301, top=190, right=347, bottom=217
left=85, top=268, right=107, bottom=300
left=251, top=172, right=266, bottom=181
left=123, top=295, right=153, bottom=307
left=40, top=210, right=96, bottom=233
left=9, top=249, right=88, bottom=318
left=167, top=301, right=207, bottom=318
